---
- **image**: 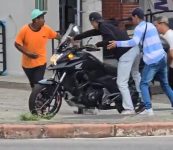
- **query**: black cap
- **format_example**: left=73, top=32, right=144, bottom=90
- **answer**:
left=132, top=8, right=144, bottom=19
left=89, top=12, right=103, bottom=22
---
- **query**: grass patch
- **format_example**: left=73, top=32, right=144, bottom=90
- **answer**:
left=41, top=114, right=54, bottom=120
left=20, top=113, right=54, bottom=121
left=20, top=113, right=40, bottom=121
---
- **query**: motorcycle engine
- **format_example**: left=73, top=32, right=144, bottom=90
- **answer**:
left=82, top=86, right=103, bottom=107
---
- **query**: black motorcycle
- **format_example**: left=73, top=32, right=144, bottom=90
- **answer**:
left=29, top=24, right=144, bottom=118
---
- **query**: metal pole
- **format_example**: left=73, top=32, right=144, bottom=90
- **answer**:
left=61, top=0, right=66, bottom=33
left=77, top=0, right=81, bottom=26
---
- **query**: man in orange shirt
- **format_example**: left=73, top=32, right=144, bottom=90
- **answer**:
left=15, top=9, right=60, bottom=88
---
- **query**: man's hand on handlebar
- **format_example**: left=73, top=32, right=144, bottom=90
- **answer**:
left=84, top=44, right=100, bottom=51
left=67, top=36, right=80, bottom=48
left=85, top=44, right=98, bottom=49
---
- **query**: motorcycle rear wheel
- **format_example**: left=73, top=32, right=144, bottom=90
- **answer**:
left=29, top=84, right=62, bottom=118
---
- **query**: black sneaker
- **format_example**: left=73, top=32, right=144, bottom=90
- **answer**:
left=135, top=102, right=145, bottom=114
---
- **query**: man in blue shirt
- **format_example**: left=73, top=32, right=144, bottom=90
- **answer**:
left=107, top=8, right=173, bottom=116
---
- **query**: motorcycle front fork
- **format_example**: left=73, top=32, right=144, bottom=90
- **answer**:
left=48, top=72, right=67, bottom=103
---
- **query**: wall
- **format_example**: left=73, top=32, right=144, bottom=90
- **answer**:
left=102, top=0, right=139, bottom=20
left=0, top=0, right=59, bottom=76
left=102, top=0, right=121, bottom=20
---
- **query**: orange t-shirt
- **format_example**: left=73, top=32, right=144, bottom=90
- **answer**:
left=15, top=24, right=57, bottom=68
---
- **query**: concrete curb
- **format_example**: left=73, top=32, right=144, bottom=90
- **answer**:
left=0, top=122, right=173, bottom=139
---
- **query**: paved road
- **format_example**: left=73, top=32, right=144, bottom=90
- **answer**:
left=0, top=87, right=172, bottom=124
left=1, top=136, right=173, bottom=150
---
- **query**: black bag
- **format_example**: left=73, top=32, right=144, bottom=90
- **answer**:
left=139, top=23, right=147, bottom=51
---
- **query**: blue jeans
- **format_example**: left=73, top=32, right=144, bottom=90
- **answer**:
left=140, top=56, right=173, bottom=109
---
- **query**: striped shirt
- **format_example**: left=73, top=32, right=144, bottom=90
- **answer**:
left=116, top=21, right=166, bottom=64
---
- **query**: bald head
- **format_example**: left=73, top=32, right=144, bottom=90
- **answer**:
left=154, top=16, right=170, bottom=34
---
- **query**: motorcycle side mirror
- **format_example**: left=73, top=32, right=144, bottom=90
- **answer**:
left=73, top=26, right=80, bottom=34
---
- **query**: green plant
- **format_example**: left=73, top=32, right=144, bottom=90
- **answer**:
left=41, top=114, right=54, bottom=120
left=20, top=113, right=40, bottom=121
left=19, top=113, right=54, bottom=121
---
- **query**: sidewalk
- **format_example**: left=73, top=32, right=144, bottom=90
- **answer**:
left=0, top=74, right=173, bottom=139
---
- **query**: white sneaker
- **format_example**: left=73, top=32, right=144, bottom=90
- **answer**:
left=139, top=108, right=154, bottom=116
left=121, top=110, right=135, bottom=115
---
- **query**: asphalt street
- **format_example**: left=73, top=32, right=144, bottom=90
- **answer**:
left=1, top=136, right=173, bottom=150
left=0, top=87, right=172, bottom=124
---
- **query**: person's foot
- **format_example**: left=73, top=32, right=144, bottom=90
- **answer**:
left=121, top=109, right=135, bottom=115
left=135, top=101, right=145, bottom=114
left=139, top=108, right=154, bottom=116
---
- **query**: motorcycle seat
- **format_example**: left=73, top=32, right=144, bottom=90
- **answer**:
left=103, top=63, right=117, bottom=76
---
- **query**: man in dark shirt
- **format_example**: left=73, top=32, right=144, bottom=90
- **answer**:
left=74, top=14, right=130, bottom=60
left=74, top=12, right=141, bottom=115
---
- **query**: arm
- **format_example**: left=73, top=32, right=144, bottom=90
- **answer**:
left=74, top=29, right=100, bottom=40
left=14, top=42, right=38, bottom=59
left=96, top=41, right=109, bottom=47
left=93, top=23, right=118, bottom=48
left=107, top=24, right=145, bottom=49
left=99, top=23, right=118, bottom=40
left=116, top=25, right=144, bottom=47
left=44, top=25, right=61, bottom=40
left=165, top=34, right=173, bottom=64
left=15, top=25, right=39, bottom=59
left=98, top=23, right=130, bottom=48
left=167, top=49, right=173, bottom=66
left=55, top=32, right=61, bottom=40
left=169, top=49, right=173, bottom=59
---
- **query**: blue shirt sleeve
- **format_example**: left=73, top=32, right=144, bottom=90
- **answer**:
left=116, top=24, right=145, bottom=47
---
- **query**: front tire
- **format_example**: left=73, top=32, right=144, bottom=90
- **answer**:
left=29, top=84, right=62, bottom=118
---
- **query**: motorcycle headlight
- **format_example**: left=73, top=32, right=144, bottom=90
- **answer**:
left=50, top=54, right=62, bottom=65
left=67, top=53, right=75, bottom=60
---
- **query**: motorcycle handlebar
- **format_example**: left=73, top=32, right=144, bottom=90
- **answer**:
left=77, top=45, right=100, bottom=52
left=53, top=44, right=100, bottom=55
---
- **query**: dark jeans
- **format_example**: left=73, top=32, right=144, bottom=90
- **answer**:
left=168, top=67, right=173, bottom=90
left=22, top=64, right=46, bottom=88
left=140, top=57, right=173, bottom=109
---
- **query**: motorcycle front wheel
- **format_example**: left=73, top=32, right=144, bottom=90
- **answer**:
left=29, top=84, right=62, bottom=118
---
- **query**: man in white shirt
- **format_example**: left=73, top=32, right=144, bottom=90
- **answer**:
left=154, top=16, right=173, bottom=89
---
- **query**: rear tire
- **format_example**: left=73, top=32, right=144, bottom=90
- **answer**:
left=29, top=84, right=62, bottom=118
